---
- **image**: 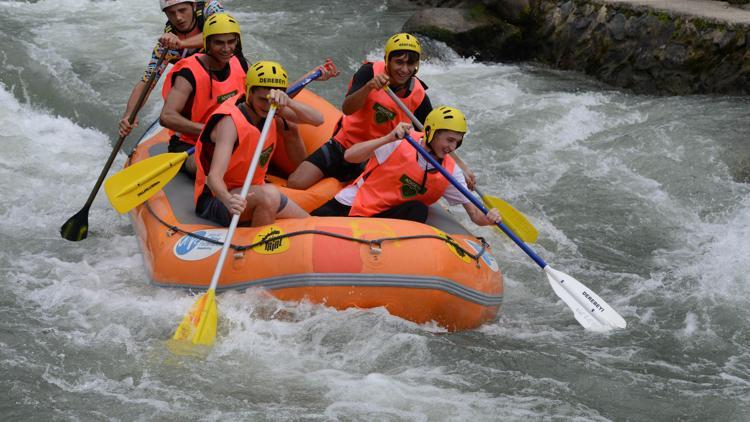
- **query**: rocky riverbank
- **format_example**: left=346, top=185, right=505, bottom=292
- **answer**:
left=403, top=0, right=750, bottom=94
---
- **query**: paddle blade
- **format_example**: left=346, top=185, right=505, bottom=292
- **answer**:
left=482, top=195, right=538, bottom=243
left=544, top=266, right=626, bottom=331
left=167, top=289, right=218, bottom=356
left=104, top=151, right=187, bottom=213
left=60, top=206, right=89, bottom=241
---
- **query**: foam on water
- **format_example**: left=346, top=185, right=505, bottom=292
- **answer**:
left=2, top=1, right=750, bottom=420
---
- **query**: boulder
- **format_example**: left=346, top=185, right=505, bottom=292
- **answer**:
left=403, top=7, right=526, bottom=60
left=481, top=0, right=532, bottom=25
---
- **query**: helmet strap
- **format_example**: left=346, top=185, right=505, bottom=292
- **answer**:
left=426, top=141, right=437, bottom=157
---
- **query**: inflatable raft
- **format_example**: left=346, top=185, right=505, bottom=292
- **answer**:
left=125, top=90, right=503, bottom=331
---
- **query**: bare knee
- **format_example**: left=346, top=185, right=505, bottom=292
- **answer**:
left=248, top=185, right=278, bottom=212
left=287, top=162, right=322, bottom=190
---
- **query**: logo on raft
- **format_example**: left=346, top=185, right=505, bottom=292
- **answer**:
left=251, top=225, right=290, bottom=254
left=174, top=229, right=227, bottom=261
left=465, top=240, right=499, bottom=272
left=432, top=228, right=473, bottom=264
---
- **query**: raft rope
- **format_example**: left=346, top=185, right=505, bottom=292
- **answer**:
left=144, top=202, right=490, bottom=263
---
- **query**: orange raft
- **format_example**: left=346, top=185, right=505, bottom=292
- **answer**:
left=126, top=90, right=503, bottom=331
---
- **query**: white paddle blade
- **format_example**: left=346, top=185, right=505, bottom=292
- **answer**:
left=544, top=266, right=626, bottom=331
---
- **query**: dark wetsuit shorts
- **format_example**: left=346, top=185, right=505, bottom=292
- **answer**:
left=304, top=138, right=366, bottom=182
left=196, top=191, right=289, bottom=227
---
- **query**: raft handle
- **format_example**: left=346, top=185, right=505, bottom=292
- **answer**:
left=369, top=241, right=382, bottom=255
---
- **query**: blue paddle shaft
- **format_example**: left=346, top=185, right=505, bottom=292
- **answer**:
left=181, top=69, right=322, bottom=160
left=402, top=134, right=548, bottom=269
left=289, top=69, right=322, bottom=93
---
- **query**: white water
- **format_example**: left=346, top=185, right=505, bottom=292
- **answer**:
left=1, top=0, right=749, bottom=420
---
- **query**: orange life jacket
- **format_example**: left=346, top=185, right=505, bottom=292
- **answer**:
left=333, top=60, right=426, bottom=149
left=162, top=54, right=246, bottom=146
left=349, top=132, right=454, bottom=217
left=194, top=100, right=277, bottom=205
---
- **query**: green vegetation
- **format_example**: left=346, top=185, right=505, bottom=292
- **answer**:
left=468, top=2, right=490, bottom=21
left=652, top=11, right=671, bottom=24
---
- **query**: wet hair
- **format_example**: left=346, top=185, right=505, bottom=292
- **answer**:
left=206, top=32, right=240, bottom=48
left=387, top=50, right=420, bottom=64
left=250, top=86, right=286, bottom=93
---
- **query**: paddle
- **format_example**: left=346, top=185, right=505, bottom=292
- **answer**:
left=105, top=69, right=324, bottom=214
left=168, top=105, right=278, bottom=355
left=474, top=187, right=538, bottom=243
left=402, top=134, right=626, bottom=331
left=60, top=50, right=167, bottom=241
left=382, top=86, right=538, bottom=243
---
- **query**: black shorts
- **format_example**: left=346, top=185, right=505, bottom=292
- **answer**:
left=168, top=135, right=195, bottom=174
left=195, top=191, right=289, bottom=227
left=168, top=134, right=194, bottom=153
left=305, top=139, right=366, bottom=182
left=311, top=197, right=351, bottom=217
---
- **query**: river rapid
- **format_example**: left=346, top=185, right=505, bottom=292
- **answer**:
left=1, top=0, right=749, bottom=420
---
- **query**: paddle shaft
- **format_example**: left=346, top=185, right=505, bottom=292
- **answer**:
left=81, top=50, right=167, bottom=210
left=157, top=69, right=322, bottom=163
left=403, top=134, right=547, bottom=269
left=384, top=86, right=425, bottom=131
left=289, top=69, right=323, bottom=95
left=473, top=187, right=492, bottom=204
left=207, top=106, right=278, bottom=291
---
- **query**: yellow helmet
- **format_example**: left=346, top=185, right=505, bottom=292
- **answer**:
left=384, top=33, right=422, bottom=61
left=202, top=13, right=241, bottom=51
left=246, top=61, right=288, bottom=96
left=424, top=106, right=468, bottom=144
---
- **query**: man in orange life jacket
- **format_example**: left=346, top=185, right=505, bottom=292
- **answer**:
left=194, top=61, right=323, bottom=227
left=159, top=12, right=248, bottom=177
left=118, top=0, right=226, bottom=138
left=288, top=33, right=438, bottom=189
left=312, top=106, right=501, bottom=226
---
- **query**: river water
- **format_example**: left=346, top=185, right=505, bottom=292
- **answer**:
left=1, top=0, right=749, bottom=420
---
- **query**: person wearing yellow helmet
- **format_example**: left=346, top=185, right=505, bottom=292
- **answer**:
left=193, top=61, right=325, bottom=227
left=159, top=12, right=249, bottom=177
left=118, top=1, right=228, bottom=138
left=287, top=33, right=434, bottom=190
left=312, top=107, right=501, bottom=226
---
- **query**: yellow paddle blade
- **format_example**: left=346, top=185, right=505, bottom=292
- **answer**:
left=166, top=289, right=218, bottom=356
left=482, top=195, right=539, bottom=243
left=104, top=151, right=188, bottom=213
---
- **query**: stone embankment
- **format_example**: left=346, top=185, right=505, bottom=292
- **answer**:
left=403, top=0, right=750, bottom=94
